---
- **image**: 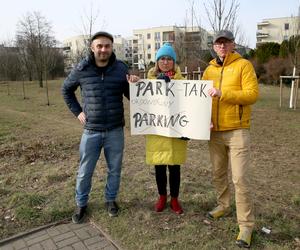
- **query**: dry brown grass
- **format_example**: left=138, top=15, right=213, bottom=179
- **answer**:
left=0, top=80, right=299, bottom=249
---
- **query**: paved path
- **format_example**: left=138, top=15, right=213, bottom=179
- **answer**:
left=0, top=221, right=120, bottom=250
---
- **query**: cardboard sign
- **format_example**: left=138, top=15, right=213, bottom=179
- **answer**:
left=130, top=79, right=212, bottom=140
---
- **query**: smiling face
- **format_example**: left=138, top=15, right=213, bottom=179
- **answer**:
left=213, top=38, right=235, bottom=61
left=90, top=36, right=113, bottom=66
left=157, top=56, right=174, bottom=73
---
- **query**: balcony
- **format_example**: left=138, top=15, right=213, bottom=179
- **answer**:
left=257, top=21, right=270, bottom=26
left=256, top=32, right=269, bottom=38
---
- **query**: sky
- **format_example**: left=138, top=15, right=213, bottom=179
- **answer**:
left=0, top=0, right=299, bottom=49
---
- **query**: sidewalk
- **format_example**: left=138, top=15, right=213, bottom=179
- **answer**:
left=0, top=220, right=121, bottom=250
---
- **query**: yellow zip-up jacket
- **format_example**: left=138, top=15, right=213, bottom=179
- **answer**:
left=202, top=52, right=259, bottom=131
left=146, top=66, right=188, bottom=165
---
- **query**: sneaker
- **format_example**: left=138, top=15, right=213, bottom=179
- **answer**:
left=170, top=197, right=183, bottom=214
left=155, top=195, right=167, bottom=212
left=105, top=201, right=119, bottom=217
left=236, top=228, right=252, bottom=248
left=207, top=205, right=230, bottom=219
left=72, top=205, right=87, bottom=224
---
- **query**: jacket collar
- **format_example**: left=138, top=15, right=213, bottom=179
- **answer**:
left=88, top=51, right=116, bottom=68
left=210, top=52, right=241, bottom=67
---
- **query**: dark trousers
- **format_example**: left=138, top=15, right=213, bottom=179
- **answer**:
left=155, top=165, right=180, bottom=198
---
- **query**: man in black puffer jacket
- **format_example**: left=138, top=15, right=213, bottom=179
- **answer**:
left=62, top=31, right=139, bottom=223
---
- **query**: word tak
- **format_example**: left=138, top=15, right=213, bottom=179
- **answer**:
left=183, top=82, right=207, bottom=97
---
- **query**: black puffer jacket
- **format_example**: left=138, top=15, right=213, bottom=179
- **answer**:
left=62, top=53, right=129, bottom=131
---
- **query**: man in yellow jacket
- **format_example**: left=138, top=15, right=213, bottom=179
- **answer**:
left=202, top=30, right=259, bottom=248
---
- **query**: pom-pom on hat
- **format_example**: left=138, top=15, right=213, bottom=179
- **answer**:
left=155, top=43, right=176, bottom=62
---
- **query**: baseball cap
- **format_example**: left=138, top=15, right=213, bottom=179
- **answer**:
left=213, top=30, right=235, bottom=43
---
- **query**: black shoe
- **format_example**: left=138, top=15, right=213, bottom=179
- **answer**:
left=105, top=201, right=119, bottom=217
left=72, top=205, right=87, bottom=224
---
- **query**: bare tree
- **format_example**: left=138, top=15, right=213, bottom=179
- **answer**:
left=174, top=1, right=212, bottom=72
left=281, top=7, right=300, bottom=108
left=174, top=29, right=187, bottom=66
left=81, top=3, right=100, bottom=40
left=16, top=11, right=56, bottom=87
left=204, top=0, right=239, bottom=32
left=203, top=0, right=246, bottom=45
left=288, top=8, right=300, bottom=74
left=0, top=40, right=21, bottom=95
left=69, top=3, right=103, bottom=65
left=0, top=40, right=20, bottom=80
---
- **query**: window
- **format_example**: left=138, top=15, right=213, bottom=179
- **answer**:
left=155, top=42, right=160, bottom=50
left=147, top=54, right=151, bottom=59
left=284, top=23, right=289, bottom=30
left=283, top=35, right=289, bottom=41
left=162, top=31, right=175, bottom=41
left=155, top=32, right=161, bottom=40
left=147, top=33, right=151, bottom=39
left=147, top=44, right=151, bottom=50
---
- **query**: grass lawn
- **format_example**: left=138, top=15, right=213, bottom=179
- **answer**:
left=0, top=80, right=299, bottom=249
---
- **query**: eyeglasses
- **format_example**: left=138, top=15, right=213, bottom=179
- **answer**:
left=213, top=41, right=233, bottom=47
left=159, top=56, right=173, bottom=62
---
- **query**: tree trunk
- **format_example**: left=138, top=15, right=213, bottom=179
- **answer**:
left=39, top=71, right=43, bottom=88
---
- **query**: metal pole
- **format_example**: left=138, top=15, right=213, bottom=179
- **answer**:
left=289, top=67, right=296, bottom=108
left=280, top=77, right=283, bottom=108
left=294, top=78, right=299, bottom=110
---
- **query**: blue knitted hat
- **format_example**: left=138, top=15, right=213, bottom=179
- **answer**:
left=155, top=43, right=176, bottom=62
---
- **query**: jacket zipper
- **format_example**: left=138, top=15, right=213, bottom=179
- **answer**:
left=101, top=72, right=107, bottom=126
left=216, top=67, right=224, bottom=130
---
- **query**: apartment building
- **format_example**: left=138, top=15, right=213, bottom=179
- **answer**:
left=124, top=36, right=139, bottom=69
left=256, top=16, right=300, bottom=46
left=113, top=35, right=127, bottom=61
left=62, top=26, right=213, bottom=71
left=133, top=26, right=212, bottom=69
left=63, top=35, right=89, bottom=71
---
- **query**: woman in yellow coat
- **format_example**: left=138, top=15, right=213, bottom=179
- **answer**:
left=146, top=43, right=187, bottom=214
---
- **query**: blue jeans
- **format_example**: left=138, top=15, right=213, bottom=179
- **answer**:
left=75, top=126, right=124, bottom=207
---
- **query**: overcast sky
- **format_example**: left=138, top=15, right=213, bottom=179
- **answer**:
left=0, top=0, right=299, bottom=48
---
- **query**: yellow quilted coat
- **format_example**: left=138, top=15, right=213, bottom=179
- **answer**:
left=146, top=66, right=188, bottom=165
left=202, top=52, right=259, bottom=131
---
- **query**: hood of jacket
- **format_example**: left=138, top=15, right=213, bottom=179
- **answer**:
left=209, top=52, right=242, bottom=68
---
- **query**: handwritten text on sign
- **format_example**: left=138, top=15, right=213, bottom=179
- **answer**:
left=130, top=79, right=212, bottom=140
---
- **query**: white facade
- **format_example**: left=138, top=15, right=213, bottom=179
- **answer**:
left=133, top=26, right=212, bottom=70
left=124, top=36, right=139, bottom=69
left=256, top=16, right=300, bottom=46
left=113, top=35, right=127, bottom=61
left=63, top=35, right=89, bottom=54
left=62, top=26, right=212, bottom=71
left=133, top=26, right=176, bottom=69
left=63, top=35, right=89, bottom=71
